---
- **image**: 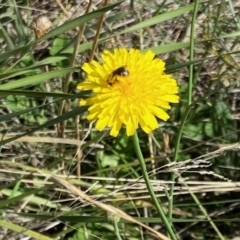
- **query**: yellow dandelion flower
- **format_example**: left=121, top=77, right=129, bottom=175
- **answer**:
left=78, top=48, right=179, bottom=137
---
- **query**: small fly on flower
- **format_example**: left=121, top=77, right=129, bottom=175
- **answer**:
left=30, top=15, right=52, bottom=38
left=107, top=66, right=129, bottom=85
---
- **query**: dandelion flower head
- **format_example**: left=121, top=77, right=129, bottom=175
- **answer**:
left=78, top=48, right=179, bottom=137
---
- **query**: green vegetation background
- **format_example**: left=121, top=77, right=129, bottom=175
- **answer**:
left=0, top=0, right=239, bottom=239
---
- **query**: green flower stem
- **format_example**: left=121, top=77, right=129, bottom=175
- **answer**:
left=133, top=132, right=177, bottom=240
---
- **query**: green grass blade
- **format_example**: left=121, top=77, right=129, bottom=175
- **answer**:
left=0, top=67, right=78, bottom=90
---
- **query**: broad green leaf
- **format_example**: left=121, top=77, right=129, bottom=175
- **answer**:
left=183, top=123, right=204, bottom=140
left=120, top=4, right=195, bottom=34
left=146, top=42, right=190, bottom=54
left=0, top=89, right=71, bottom=98
left=0, top=67, right=77, bottom=90
left=221, top=31, right=240, bottom=38
left=37, top=56, right=69, bottom=65
left=0, top=69, right=39, bottom=82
